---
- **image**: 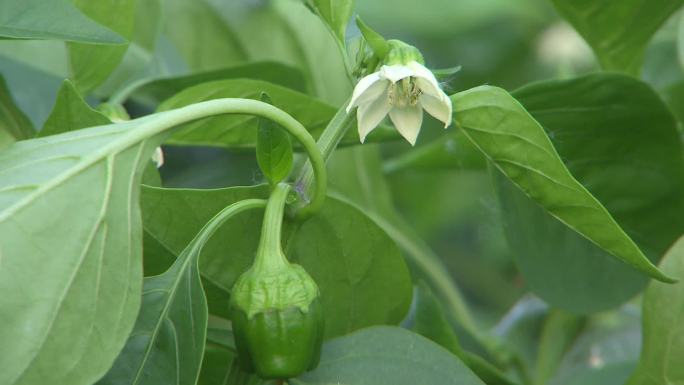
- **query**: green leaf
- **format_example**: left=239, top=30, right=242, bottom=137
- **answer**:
left=99, top=199, right=264, bottom=385
left=495, top=73, right=684, bottom=312
left=162, top=0, right=248, bottom=71
left=140, top=185, right=413, bottom=339
left=0, top=43, right=65, bottom=127
left=40, top=79, right=111, bottom=137
left=156, top=78, right=396, bottom=148
left=549, top=0, right=684, bottom=73
left=452, top=84, right=674, bottom=283
left=130, top=61, right=307, bottom=107
left=411, top=282, right=519, bottom=385
left=627, top=235, right=684, bottom=385
left=355, top=15, right=389, bottom=58
left=256, top=93, right=293, bottom=185
left=293, top=326, right=486, bottom=385
left=67, top=0, right=136, bottom=93
left=0, top=122, right=158, bottom=385
left=306, top=0, right=354, bottom=43
left=0, top=75, right=34, bottom=150
left=0, top=0, right=125, bottom=43
left=382, top=131, right=486, bottom=173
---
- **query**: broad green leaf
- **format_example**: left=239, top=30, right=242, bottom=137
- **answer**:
left=326, top=147, right=521, bottom=372
left=0, top=123, right=156, bottom=385
left=549, top=0, right=684, bottom=73
left=256, top=93, right=294, bottom=185
left=452, top=85, right=673, bottom=283
left=293, top=326, right=486, bottom=385
left=326, top=146, right=477, bottom=333
left=382, top=131, right=486, bottom=173
left=40, top=79, right=111, bottom=137
left=411, top=282, right=519, bottom=385
left=495, top=73, right=684, bottom=312
left=305, top=0, right=354, bottom=43
left=0, top=0, right=125, bottom=43
left=99, top=199, right=264, bottom=385
left=0, top=98, right=271, bottom=385
left=68, top=0, right=136, bottom=93
left=130, top=61, right=307, bottom=107
left=627, top=235, right=684, bottom=385
left=162, top=0, right=248, bottom=71
left=0, top=75, right=34, bottom=150
left=157, top=79, right=395, bottom=148
left=140, top=185, right=413, bottom=339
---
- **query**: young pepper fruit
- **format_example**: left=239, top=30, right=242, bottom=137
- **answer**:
left=229, top=183, right=324, bottom=379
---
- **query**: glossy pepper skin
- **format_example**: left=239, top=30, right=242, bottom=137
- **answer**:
left=229, top=183, right=324, bottom=379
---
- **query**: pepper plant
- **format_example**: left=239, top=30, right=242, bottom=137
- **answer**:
left=1, top=0, right=684, bottom=384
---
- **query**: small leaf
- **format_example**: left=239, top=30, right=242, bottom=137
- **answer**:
left=0, top=0, right=125, bottom=43
left=355, top=15, right=389, bottom=58
left=306, top=0, right=354, bottom=43
left=98, top=199, right=264, bottom=385
left=452, top=85, right=674, bottom=283
left=40, top=79, right=111, bottom=137
left=549, top=0, right=684, bottom=74
left=0, top=75, right=34, bottom=150
left=627, top=235, right=684, bottom=385
left=256, top=93, right=294, bottom=185
left=293, top=326, right=486, bottom=385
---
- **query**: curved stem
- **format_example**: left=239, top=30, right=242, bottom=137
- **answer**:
left=253, top=183, right=291, bottom=272
left=127, top=98, right=326, bottom=217
left=191, top=199, right=268, bottom=254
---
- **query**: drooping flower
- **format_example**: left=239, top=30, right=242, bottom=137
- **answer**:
left=346, top=60, right=452, bottom=146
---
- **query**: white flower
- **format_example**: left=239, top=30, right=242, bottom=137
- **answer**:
left=346, top=61, right=452, bottom=146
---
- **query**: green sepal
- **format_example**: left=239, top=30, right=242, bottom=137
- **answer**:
left=384, top=40, right=425, bottom=66
left=355, top=15, right=389, bottom=59
left=230, top=262, right=320, bottom=319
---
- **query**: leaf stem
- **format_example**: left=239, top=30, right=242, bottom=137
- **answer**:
left=294, top=100, right=355, bottom=203
left=253, top=183, right=291, bottom=272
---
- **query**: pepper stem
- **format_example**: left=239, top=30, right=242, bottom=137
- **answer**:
left=253, top=183, right=292, bottom=272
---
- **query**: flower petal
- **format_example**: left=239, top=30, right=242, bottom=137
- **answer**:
left=380, top=64, right=413, bottom=83
left=420, top=93, right=453, bottom=128
left=408, top=61, right=446, bottom=100
left=389, top=105, right=423, bottom=146
left=357, top=95, right=391, bottom=143
left=347, top=72, right=384, bottom=112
